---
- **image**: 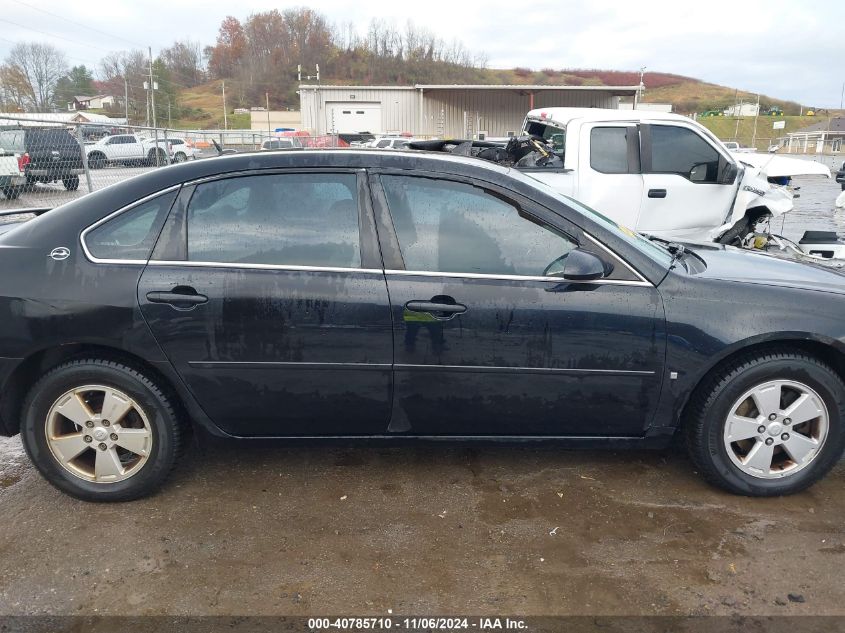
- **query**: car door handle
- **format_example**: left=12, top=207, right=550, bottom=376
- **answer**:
left=405, top=299, right=467, bottom=320
left=648, top=188, right=667, bottom=198
left=146, top=286, right=208, bottom=308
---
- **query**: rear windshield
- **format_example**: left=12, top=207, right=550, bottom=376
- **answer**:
left=522, top=118, right=566, bottom=159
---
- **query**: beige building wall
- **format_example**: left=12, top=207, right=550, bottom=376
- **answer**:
left=250, top=110, right=302, bottom=131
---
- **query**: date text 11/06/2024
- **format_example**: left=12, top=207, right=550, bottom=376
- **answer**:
left=307, top=617, right=528, bottom=630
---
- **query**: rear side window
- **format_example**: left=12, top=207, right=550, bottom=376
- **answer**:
left=590, top=127, right=631, bottom=174
left=0, top=130, right=25, bottom=152
left=85, top=190, right=178, bottom=261
left=648, top=125, right=720, bottom=183
left=380, top=175, right=577, bottom=276
left=186, top=173, right=361, bottom=268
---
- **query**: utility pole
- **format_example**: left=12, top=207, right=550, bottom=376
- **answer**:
left=266, top=91, right=271, bottom=137
left=634, top=66, right=645, bottom=109
left=751, top=94, right=760, bottom=149
left=222, top=80, right=228, bottom=130
left=124, top=77, right=129, bottom=125
left=148, top=46, right=157, bottom=129
left=167, top=96, right=172, bottom=128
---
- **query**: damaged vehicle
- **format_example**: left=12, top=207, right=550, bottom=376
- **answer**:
left=2, top=150, right=845, bottom=501
left=410, top=108, right=837, bottom=258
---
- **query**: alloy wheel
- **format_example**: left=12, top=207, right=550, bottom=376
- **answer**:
left=44, top=384, right=153, bottom=483
left=723, top=379, right=828, bottom=479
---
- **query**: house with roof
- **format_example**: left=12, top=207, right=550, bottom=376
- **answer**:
left=782, top=117, right=845, bottom=154
left=67, top=95, right=119, bottom=111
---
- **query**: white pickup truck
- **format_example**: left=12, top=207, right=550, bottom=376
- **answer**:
left=0, top=148, right=26, bottom=200
left=518, top=108, right=833, bottom=255
left=414, top=108, right=835, bottom=258
left=85, top=134, right=181, bottom=169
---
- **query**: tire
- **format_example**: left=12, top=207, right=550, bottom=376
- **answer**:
left=173, top=152, right=187, bottom=163
left=685, top=349, right=845, bottom=496
left=2, top=186, right=20, bottom=200
left=88, top=153, right=106, bottom=169
left=62, top=176, right=79, bottom=191
left=147, top=148, right=167, bottom=167
left=21, top=359, right=185, bottom=502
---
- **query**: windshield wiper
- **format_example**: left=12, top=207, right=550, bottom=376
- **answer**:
left=644, top=234, right=687, bottom=263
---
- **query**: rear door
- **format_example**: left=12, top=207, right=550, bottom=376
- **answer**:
left=138, top=170, right=393, bottom=436
left=577, top=123, right=644, bottom=229
left=637, top=123, right=737, bottom=236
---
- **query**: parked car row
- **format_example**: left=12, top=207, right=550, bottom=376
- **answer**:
left=85, top=134, right=200, bottom=168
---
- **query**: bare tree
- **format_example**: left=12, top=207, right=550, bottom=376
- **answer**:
left=160, top=40, right=206, bottom=87
left=3, top=42, right=67, bottom=110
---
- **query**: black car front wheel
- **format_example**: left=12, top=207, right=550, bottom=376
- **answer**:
left=686, top=349, right=845, bottom=496
left=21, top=359, right=185, bottom=502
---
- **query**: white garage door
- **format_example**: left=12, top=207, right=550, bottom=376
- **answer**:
left=327, top=102, right=382, bottom=134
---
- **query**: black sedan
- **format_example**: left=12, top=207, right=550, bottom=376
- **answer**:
left=0, top=150, right=844, bottom=501
left=837, top=160, right=845, bottom=190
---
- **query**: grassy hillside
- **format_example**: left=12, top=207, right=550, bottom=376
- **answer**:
left=697, top=115, right=822, bottom=150
left=166, top=71, right=832, bottom=132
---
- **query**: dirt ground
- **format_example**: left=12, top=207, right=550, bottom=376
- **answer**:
left=0, top=434, right=843, bottom=617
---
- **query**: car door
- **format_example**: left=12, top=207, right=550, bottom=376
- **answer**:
left=637, top=123, right=737, bottom=236
left=138, top=170, right=393, bottom=436
left=577, top=122, right=644, bottom=230
left=370, top=171, right=666, bottom=437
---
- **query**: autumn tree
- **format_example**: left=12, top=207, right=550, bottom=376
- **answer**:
left=2, top=42, right=67, bottom=110
left=207, top=16, right=246, bottom=79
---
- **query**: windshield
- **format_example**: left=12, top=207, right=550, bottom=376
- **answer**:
left=513, top=169, right=674, bottom=266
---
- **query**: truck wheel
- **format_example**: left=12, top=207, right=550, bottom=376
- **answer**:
left=2, top=186, right=21, bottom=200
left=21, top=358, right=186, bottom=502
left=685, top=349, right=845, bottom=496
left=147, top=148, right=167, bottom=167
left=63, top=176, right=80, bottom=191
left=88, top=153, right=106, bottom=169
left=173, top=152, right=187, bottom=163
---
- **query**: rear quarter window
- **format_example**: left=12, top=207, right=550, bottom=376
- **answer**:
left=84, top=190, right=178, bottom=261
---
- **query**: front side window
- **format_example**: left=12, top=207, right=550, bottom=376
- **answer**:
left=649, top=125, right=720, bottom=183
left=590, top=127, right=631, bottom=174
left=86, top=190, right=178, bottom=261
left=380, top=175, right=577, bottom=277
left=186, top=173, right=361, bottom=268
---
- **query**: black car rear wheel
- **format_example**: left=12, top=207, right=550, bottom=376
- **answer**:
left=63, top=176, right=79, bottom=191
left=88, top=153, right=106, bottom=169
left=21, top=359, right=186, bottom=502
left=2, top=186, right=20, bottom=200
left=686, top=349, right=845, bottom=496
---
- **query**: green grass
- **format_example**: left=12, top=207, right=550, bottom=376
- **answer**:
left=697, top=115, right=823, bottom=150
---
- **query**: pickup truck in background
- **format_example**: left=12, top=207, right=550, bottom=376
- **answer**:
left=0, top=128, right=84, bottom=193
left=85, top=134, right=180, bottom=168
left=0, top=149, right=26, bottom=200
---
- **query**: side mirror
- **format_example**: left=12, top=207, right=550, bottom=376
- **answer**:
left=719, top=159, right=739, bottom=185
left=561, top=248, right=608, bottom=281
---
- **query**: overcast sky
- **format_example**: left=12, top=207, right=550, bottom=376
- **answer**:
left=1, top=0, right=843, bottom=107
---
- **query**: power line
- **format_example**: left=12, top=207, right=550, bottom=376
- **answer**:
left=12, top=0, right=146, bottom=49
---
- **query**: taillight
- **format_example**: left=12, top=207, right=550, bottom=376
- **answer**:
left=17, top=152, right=30, bottom=171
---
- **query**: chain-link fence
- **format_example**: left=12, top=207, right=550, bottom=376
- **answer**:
left=0, top=114, right=351, bottom=210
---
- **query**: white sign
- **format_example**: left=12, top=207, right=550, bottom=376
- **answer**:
left=773, top=120, right=786, bottom=130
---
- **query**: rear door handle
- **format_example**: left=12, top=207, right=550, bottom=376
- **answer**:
left=406, top=300, right=467, bottom=320
left=146, top=286, right=208, bottom=309
left=648, top=188, right=667, bottom=198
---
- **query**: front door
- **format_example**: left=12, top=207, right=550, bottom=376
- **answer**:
left=139, top=170, right=393, bottom=436
left=371, top=173, right=666, bottom=437
left=637, top=123, right=737, bottom=238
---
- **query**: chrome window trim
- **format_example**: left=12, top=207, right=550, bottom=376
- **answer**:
left=383, top=269, right=650, bottom=286
left=147, top=260, right=383, bottom=274
left=79, top=185, right=181, bottom=265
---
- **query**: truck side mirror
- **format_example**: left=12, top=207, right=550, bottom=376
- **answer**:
left=719, top=160, right=739, bottom=185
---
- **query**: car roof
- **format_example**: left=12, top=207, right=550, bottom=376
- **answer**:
left=525, top=107, right=692, bottom=127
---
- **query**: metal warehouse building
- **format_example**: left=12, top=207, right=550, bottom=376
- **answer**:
left=299, top=84, right=640, bottom=138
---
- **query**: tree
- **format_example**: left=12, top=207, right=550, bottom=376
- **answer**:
left=160, top=40, right=205, bottom=88
left=207, top=16, right=246, bottom=79
left=3, top=42, right=67, bottom=110
left=54, top=65, right=95, bottom=109
left=0, top=63, right=34, bottom=111
left=98, top=50, right=148, bottom=120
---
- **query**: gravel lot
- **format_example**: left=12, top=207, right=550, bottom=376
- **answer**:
left=1, top=171, right=844, bottom=618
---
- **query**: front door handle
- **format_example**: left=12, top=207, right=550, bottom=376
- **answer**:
left=406, top=299, right=467, bottom=320
left=648, top=188, right=667, bottom=198
left=146, top=286, right=208, bottom=309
